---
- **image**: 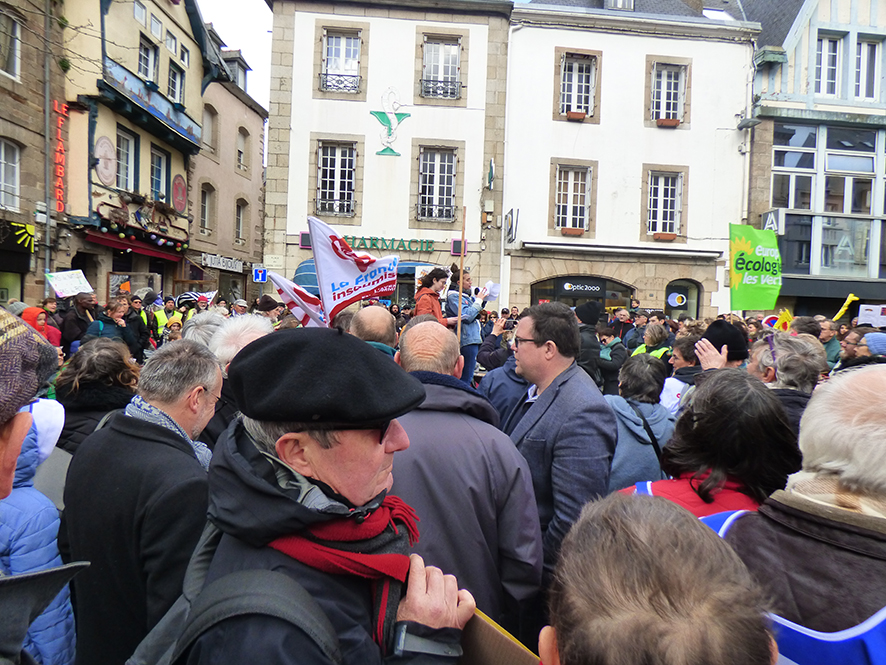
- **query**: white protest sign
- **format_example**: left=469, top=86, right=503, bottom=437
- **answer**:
left=46, top=270, right=94, bottom=298
left=858, top=304, right=886, bottom=327
left=484, top=281, right=502, bottom=302
left=308, top=216, right=399, bottom=323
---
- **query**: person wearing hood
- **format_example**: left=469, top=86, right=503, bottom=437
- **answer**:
left=161, top=312, right=183, bottom=345
left=181, top=328, right=475, bottom=664
left=605, top=355, right=676, bottom=493
left=746, top=332, right=827, bottom=435
left=0, top=398, right=76, bottom=665
left=660, top=335, right=704, bottom=416
left=574, top=301, right=604, bottom=389
left=22, top=306, right=62, bottom=347
left=82, top=300, right=138, bottom=353
left=595, top=326, right=628, bottom=396
left=392, top=322, right=542, bottom=637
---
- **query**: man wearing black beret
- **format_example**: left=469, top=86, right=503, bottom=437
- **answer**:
left=184, top=327, right=476, bottom=664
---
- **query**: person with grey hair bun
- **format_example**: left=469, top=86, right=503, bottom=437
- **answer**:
left=605, top=355, right=675, bottom=492
left=63, top=340, right=223, bottom=665
left=746, top=332, right=828, bottom=434
left=181, top=312, right=226, bottom=347
left=717, top=365, right=886, bottom=662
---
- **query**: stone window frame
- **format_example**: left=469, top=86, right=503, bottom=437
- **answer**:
left=197, top=180, right=216, bottom=239
left=308, top=132, right=365, bottom=227
left=201, top=104, right=218, bottom=160
left=236, top=127, right=251, bottom=176
left=640, top=163, right=689, bottom=244
left=0, top=137, right=20, bottom=211
left=413, top=26, right=469, bottom=109
left=312, top=20, right=370, bottom=103
left=234, top=195, right=249, bottom=243
left=548, top=157, right=598, bottom=237
left=644, top=54, right=692, bottom=129
left=408, top=137, right=465, bottom=231
left=552, top=47, right=602, bottom=124
left=0, top=9, right=22, bottom=82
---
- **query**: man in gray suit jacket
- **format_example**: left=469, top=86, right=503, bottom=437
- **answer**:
left=504, top=302, right=617, bottom=574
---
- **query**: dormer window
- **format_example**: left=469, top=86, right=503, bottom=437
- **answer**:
left=605, top=0, right=634, bottom=9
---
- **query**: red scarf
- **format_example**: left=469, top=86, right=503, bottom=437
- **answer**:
left=269, top=495, right=420, bottom=650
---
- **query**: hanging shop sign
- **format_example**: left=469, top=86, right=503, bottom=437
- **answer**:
left=53, top=101, right=68, bottom=212
left=201, top=253, right=244, bottom=273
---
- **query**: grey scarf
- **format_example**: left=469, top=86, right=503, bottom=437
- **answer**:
left=125, top=395, right=212, bottom=470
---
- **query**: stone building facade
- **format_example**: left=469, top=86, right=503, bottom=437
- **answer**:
left=500, top=2, right=759, bottom=318
left=187, top=28, right=268, bottom=305
left=741, top=0, right=886, bottom=318
left=0, top=0, right=66, bottom=305
left=265, top=0, right=512, bottom=307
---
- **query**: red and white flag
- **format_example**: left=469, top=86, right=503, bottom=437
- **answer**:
left=268, top=271, right=326, bottom=328
left=307, top=216, right=399, bottom=323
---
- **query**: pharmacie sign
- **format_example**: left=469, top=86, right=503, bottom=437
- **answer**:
left=341, top=235, right=436, bottom=253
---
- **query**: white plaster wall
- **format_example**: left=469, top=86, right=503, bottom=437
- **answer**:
left=286, top=13, right=489, bottom=243
left=504, top=22, right=754, bottom=313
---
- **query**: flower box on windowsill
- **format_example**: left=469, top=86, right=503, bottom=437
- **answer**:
left=144, top=80, right=159, bottom=92
left=656, top=118, right=681, bottom=128
left=561, top=227, right=585, bottom=237
left=566, top=111, right=586, bottom=122
left=653, top=232, right=677, bottom=241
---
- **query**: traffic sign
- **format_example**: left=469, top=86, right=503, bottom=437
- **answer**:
left=253, top=267, right=267, bottom=283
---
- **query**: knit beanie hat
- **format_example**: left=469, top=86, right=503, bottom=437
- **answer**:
left=6, top=301, right=27, bottom=317
left=256, top=294, right=280, bottom=312
left=701, top=319, right=749, bottom=361
left=574, top=301, right=604, bottom=326
left=863, top=332, right=886, bottom=356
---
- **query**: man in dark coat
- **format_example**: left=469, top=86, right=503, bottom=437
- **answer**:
left=478, top=354, right=529, bottom=427
left=60, top=292, right=96, bottom=355
left=503, top=303, right=617, bottom=574
left=596, top=326, right=628, bottom=396
left=63, top=340, right=222, bottom=665
left=183, top=329, right=475, bottom=664
left=124, top=295, right=151, bottom=363
left=574, top=301, right=603, bottom=388
left=392, top=321, right=542, bottom=633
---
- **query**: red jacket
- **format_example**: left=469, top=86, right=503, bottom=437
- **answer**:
left=621, top=472, right=760, bottom=517
left=414, top=287, right=446, bottom=326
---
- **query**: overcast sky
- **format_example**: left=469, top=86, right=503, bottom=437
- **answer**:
left=197, top=0, right=273, bottom=110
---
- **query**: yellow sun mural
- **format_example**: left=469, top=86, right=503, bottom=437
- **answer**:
left=729, top=235, right=753, bottom=288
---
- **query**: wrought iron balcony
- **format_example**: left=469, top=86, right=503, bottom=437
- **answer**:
left=420, top=79, right=462, bottom=100
left=417, top=203, right=456, bottom=221
left=319, top=73, right=361, bottom=93
left=315, top=198, right=356, bottom=216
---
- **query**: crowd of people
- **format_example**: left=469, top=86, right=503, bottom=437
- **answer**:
left=1, top=275, right=886, bottom=665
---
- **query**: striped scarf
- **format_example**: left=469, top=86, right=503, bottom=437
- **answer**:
left=124, top=395, right=212, bottom=470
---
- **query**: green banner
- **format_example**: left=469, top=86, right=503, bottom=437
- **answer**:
left=729, top=224, right=782, bottom=311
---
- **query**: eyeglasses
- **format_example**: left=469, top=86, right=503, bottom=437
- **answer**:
left=202, top=387, right=222, bottom=404
left=513, top=336, right=541, bottom=348
left=295, top=420, right=392, bottom=445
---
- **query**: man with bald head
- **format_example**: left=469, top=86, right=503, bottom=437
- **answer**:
left=392, top=321, right=542, bottom=636
left=350, top=304, right=398, bottom=357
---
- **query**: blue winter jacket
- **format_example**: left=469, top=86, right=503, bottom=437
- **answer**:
left=0, top=399, right=76, bottom=665
left=604, top=395, right=676, bottom=493
left=445, top=289, right=483, bottom=347
left=478, top=356, right=530, bottom=430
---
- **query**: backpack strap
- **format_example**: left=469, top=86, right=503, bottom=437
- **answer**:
left=625, top=400, right=665, bottom=472
left=93, top=408, right=123, bottom=432
left=171, top=569, right=342, bottom=665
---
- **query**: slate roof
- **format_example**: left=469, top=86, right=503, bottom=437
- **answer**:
left=528, top=0, right=705, bottom=17
left=739, top=0, right=805, bottom=48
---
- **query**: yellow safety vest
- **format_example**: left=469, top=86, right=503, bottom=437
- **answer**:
left=631, top=344, right=670, bottom=359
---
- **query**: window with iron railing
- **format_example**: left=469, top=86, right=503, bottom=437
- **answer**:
left=321, top=32, right=361, bottom=93
left=316, top=143, right=356, bottom=216
left=418, top=148, right=456, bottom=221
left=421, top=39, right=461, bottom=99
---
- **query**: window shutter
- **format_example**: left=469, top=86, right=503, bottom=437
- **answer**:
left=583, top=168, right=591, bottom=230
left=679, top=66, right=687, bottom=120
left=321, top=28, right=327, bottom=71
left=675, top=172, right=684, bottom=234
left=588, top=58, right=597, bottom=116
left=650, top=62, right=658, bottom=118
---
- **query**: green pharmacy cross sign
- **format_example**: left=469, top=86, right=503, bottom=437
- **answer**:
left=729, top=224, right=783, bottom=311
left=370, top=88, right=410, bottom=156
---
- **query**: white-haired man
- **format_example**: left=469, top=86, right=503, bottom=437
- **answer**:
left=708, top=365, right=886, bottom=663
left=199, top=315, right=275, bottom=447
